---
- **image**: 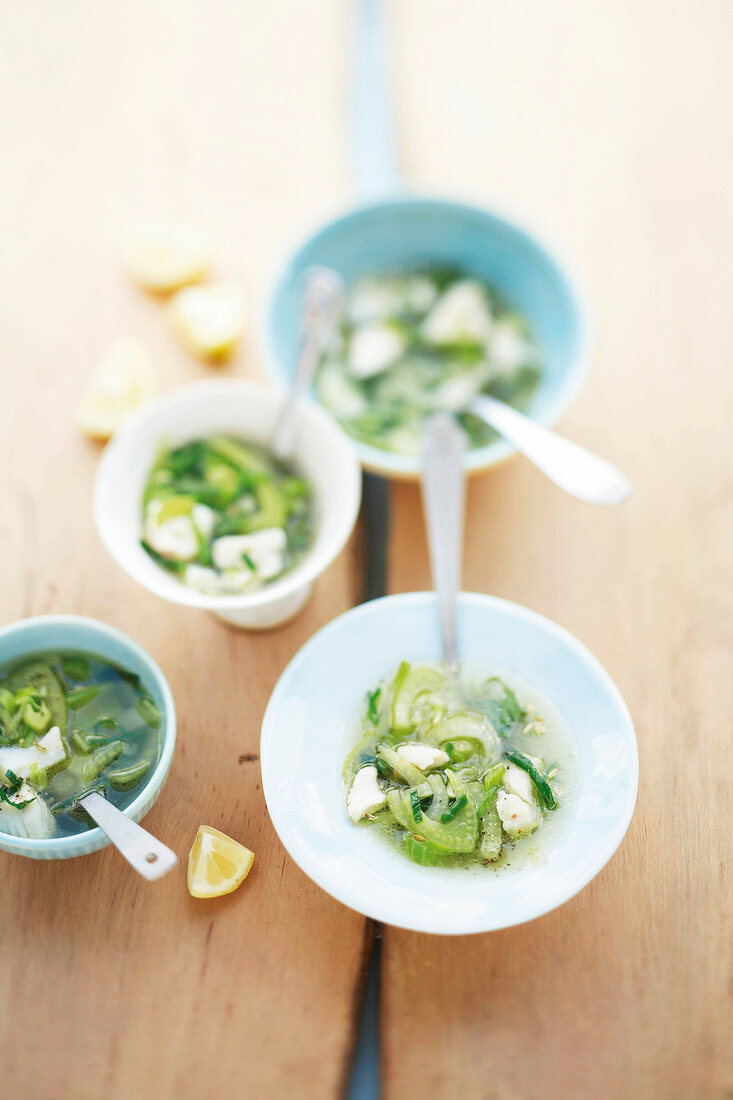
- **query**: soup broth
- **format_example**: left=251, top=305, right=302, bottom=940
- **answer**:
left=344, top=661, right=577, bottom=872
left=316, top=268, right=542, bottom=454
left=140, top=435, right=315, bottom=595
left=0, top=651, right=163, bottom=840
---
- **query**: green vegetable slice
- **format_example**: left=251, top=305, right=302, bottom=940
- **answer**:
left=390, top=663, right=448, bottom=732
left=66, top=686, right=101, bottom=711
left=403, top=833, right=447, bottom=866
left=391, top=775, right=478, bottom=853
left=376, top=744, right=430, bottom=790
left=366, top=687, right=382, bottom=726
left=504, top=749, right=557, bottom=810
left=136, top=696, right=162, bottom=730
left=479, top=802, right=502, bottom=862
left=61, top=655, right=91, bottom=682
left=81, top=740, right=125, bottom=784
left=208, top=436, right=270, bottom=478
left=482, top=678, right=527, bottom=736
left=108, top=760, right=151, bottom=792
left=441, top=793, right=467, bottom=823
left=6, top=661, right=67, bottom=730
left=423, top=773, right=449, bottom=821
left=441, top=735, right=486, bottom=763
left=428, top=710, right=497, bottom=755
left=409, top=789, right=423, bottom=823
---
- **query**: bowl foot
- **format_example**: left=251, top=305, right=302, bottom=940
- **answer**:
left=213, top=582, right=314, bottom=631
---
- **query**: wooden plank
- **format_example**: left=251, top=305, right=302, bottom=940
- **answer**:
left=0, top=3, right=369, bottom=1096
left=384, top=0, right=732, bottom=1096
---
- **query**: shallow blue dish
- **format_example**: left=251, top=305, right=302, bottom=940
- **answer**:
left=0, top=615, right=176, bottom=860
left=266, top=196, right=587, bottom=478
left=261, top=592, right=637, bottom=934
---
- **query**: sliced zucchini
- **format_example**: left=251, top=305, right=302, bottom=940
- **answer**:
left=394, top=776, right=478, bottom=853
left=390, top=663, right=448, bottom=732
left=429, top=710, right=499, bottom=757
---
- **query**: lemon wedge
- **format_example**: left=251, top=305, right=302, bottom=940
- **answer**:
left=187, top=825, right=254, bottom=899
left=123, top=220, right=214, bottom=292
left=169, top=284, right=245, bottom=361
left=77, top=338, right=156, bottom=440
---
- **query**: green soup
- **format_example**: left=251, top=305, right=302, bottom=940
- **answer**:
left=344, top=661, right=576, bottom=871
left=316, top=268, right=542, bottom=454
left=0, top=651, right=163, bottom=840
left=140, top=435, right=315, bottom=595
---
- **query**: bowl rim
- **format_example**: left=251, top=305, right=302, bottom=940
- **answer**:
left=261, top=590, right=638, bottom=934
left=93, top=378, right=363, bottom=610
left=261, top=192, right=590, bottom=480
left=0, top=614, right=177, bottom=858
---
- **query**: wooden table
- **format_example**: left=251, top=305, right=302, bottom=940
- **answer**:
left=1, top=2, right=730, bottom=1096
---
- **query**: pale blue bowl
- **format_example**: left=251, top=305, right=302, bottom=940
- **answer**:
left=261, top=592, right=637, bottom=934
left=0, top=615, right=176, bottom=860
left=266, top=196, right=587, bottom=478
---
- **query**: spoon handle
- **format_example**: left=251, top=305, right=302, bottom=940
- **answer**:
left=352, top=0, right=400, bottom=196
left=470, top=394, right=633, bottom=505
left=271, top=266, right=344, bottom=461
left=80, top=792, right=178, bottom=881
left=421, top=412, right=467, bottom=675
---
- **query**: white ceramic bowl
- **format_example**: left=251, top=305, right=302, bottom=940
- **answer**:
left=0, top=615, right=176, bottom=860
left=94, top=380, right=362, bottom=629
left=261, top=592, right=638, bottom=934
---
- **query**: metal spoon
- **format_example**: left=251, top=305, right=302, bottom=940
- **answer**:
left=421, top=412, right=467, bottom=675
left=80, top=792, right=177, bottom=881
left=271, top=266, right=344, bottom=461
left=467, top=393, right=632, bottom=505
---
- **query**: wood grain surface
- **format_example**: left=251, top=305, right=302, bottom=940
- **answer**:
left=0, top=1, right=731, bottom=1098
left=385, top=2, right=733, bottom=1097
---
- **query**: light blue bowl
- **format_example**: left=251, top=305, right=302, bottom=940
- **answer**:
left=261, top=592, right=637, bottom=934
left=266, top=196, right=588, bottom=478
left=0, top=615, right=176, bottom=860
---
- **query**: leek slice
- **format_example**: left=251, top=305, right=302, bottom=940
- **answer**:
left=6, top=662, right=67, bottom=731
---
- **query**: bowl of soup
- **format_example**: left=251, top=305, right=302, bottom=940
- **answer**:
left=0, top=614, right=176, bottom=860
left=266, top=197, right=587, bottom=478
left=94, top=380, right=362, bottom=629
left=260, top=592, right=637, bottom=934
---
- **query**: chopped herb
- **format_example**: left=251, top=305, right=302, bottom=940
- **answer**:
left=441, top=793, right=468, bottom=823
left=367, top=687, right=382, bottom=725
left=484, top=678, right=527, bottom=736
left=5, top=770, right=23, bottom=793
left=477, top=785, right=501, bottom=818
left=504, top=749, right=557, bottom=810
left=410, top=789, right=423, bottom=823
left=0, top=770, right=33, bottom=808
left=242, top=552, right=256, bottom=571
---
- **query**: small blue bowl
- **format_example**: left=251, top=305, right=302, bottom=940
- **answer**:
left=0, top=615, right=176, bottom=860
left=266, top=196, right=588, bottom=478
